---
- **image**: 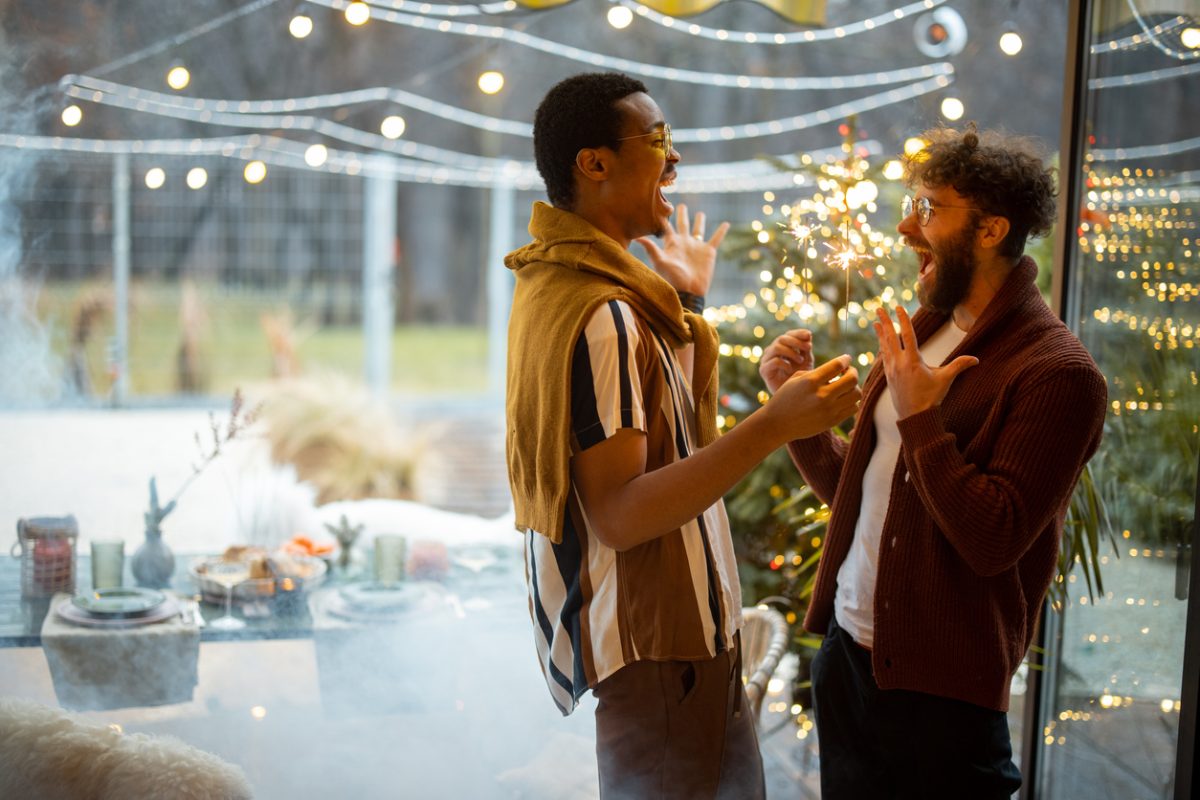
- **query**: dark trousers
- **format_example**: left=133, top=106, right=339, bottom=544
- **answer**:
left=811, top=616, right=1023, bottom=800
left=593, top=635, right=765, bottom=800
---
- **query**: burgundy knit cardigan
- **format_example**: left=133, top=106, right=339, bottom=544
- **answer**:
left=789, top=257, right=1107, bottom=711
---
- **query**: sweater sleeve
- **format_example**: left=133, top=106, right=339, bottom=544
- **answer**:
left=786, top=430, right=850, bottom=506
left=896, top=363, right=1107, bottom=577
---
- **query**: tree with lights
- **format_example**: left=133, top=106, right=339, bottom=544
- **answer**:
left=710, top=119, right=913, bottom=693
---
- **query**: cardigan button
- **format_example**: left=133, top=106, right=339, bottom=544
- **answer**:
left=884, top=658, right=893, bottom=668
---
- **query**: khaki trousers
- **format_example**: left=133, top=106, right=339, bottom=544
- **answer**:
left=592, top=635, right=766, bottom=800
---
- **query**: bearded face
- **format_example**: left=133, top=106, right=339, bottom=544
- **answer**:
left=915, top=211, right=982, bottom=315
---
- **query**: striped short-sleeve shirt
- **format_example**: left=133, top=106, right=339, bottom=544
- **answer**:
left=525, top=299, right=743, bottom=715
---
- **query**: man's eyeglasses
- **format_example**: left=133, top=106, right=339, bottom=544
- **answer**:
left=616, top=123, right=673, bottom=157
left=902, top=195, right=978, bottom=226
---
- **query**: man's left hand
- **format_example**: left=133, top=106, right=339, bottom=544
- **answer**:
left=635, top=203, right=729, bottom=296
left=875, top=305, right=978, bottom=419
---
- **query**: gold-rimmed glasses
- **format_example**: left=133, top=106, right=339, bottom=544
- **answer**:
left=616, top=123, right=673, bottom=156
left=902, top=194, right=979, bottom=226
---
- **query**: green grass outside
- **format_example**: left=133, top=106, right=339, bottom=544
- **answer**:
left=35, top=280, right=490, bottom=398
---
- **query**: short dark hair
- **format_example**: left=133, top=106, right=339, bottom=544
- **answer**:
left=903, top=123, right=1058, bottom=258
left=533, top=72, right=648, bottom=209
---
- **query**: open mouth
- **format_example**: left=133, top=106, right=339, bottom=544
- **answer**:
left=907, top=239, right=934, bottom=278
left=657, top=171, right=676, bottom=212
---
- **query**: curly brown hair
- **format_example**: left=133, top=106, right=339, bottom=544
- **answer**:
left=902, top=123, right=1058, bottom=258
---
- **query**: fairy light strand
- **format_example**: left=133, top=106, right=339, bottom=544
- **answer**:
left=1091, top=14, right=1191, bottom=54
left=0, top=133, right=875, bottom=194
left=63, top=73, right=949, bottom=149
left=1089, top=134, right=1200, bottom=162
left=1121, top=0, right=1200, bottom=60
left=1088, top=60, right=1200, bottom=90
left=303, top=0, right=954, bottom=91
left=617, top=0, right=944, bottom=45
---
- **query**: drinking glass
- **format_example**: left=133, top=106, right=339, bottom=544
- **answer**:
left=90, top=540, right=125, bottom=589
left=205, top=561, right=248, bottom=631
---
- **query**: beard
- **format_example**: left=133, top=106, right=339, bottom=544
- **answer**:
left=916, top=216, right=980, bottom=315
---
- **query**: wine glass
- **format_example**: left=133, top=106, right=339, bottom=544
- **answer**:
left=205, top=561, right=248, bottom=631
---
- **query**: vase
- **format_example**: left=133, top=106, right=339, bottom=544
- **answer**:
left=131, top=530, right=176, bottom=589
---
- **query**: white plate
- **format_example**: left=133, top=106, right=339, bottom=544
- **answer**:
left=55, top=598, right=181, bottom=629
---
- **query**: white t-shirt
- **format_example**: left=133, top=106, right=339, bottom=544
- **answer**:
left=834, top=320, right=968, bottom=649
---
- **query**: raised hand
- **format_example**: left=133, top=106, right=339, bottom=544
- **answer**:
left=763, top=355, right=862, bottom=441
left=874, top=305, right=977, bottom=419
left=635, top=203, right=730, bottom=295
left=759, top=328, right=814, bottom=394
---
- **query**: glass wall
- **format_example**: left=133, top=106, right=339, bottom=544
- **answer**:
left=1037, top=2, right=1199, bottom=797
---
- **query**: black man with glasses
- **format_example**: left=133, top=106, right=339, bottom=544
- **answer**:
left=760, top=124, right=1106, bottom=799
left=506, top=73, right=863, bottom=799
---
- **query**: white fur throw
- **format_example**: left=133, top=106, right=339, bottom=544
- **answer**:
left=0, top=698, right=253, bottom=800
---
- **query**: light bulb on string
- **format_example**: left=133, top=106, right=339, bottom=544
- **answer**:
left=607, top=6, right=633, bottom=29
left=999, top=26, right=1023, bottom=55
left=478, top=71, right=505, bottom=95
left=61, top=105, right=83, bottom=126
left=144, top=167, right=166, bottom=189
left=903, top=137, right=927, bottom=156
left=304, top=143, right=328, bottom=167
left=243, top=160, right=267, bottom=184
left=289, top=13, right=313, bottom=39
left=940, top=96, right=965, bottom=121
left=380, top=115, right=406, bottom=139
left=345, top=2, right=370, bottom=26
left=186, top=167, right=207, bottom=190
left=1181, top=27, right=1200, bottom=49
left=166, top=65, right=190, bottom=91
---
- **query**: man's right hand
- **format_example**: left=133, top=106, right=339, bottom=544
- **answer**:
left=762, top=355, right=861, bottom=441
left=760, top=328, right=815, bottom=394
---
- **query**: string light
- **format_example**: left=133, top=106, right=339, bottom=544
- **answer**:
left=999, top=25, right=1023, bottom=55
left=144, top=167, right=166, bottom=188
left=1122, top=0, right=1200, bottom=60
left=186, top=166, right=208, bottom=189
left=1091, top=15, right=1191, bottom=54
left=0, top=132, right=872, bottom=194
left=61, top=105, right=83, bottom=126
left=304, top=143, right=329, bottom=166
left=380, top=115, right=406, bottom=139
left=1089, top=60, right=1200, bottom=89
left=617, top=0, right=947, bottom=45
left=940, top=96, right=964, bottom=120
left=243, top=159, right=268, bottom=183
left=477, top=70, right=504, bottom=94
left=322, top=0, right=519, bottom=17
left=1182, top=27, right=1200, bottom=49
left=166, top=65, right=191, bottom=91
left=56, top=77, right=915, bottom=188
left=345, top=1, right=371, bottom=25
left=303, top=0, right=954, bottom=91
left=61, top=73, right=950, bottom=154
left=289, top=13, right=314, bottom=38
left=1089, top=134, right=1200, bottom=162
left=606, top=5, right=633, bottom=29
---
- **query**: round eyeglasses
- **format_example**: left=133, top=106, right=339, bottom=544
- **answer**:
left=902, top=194, right=979, bottom=226
left=616, top=123, right=673, bottom=157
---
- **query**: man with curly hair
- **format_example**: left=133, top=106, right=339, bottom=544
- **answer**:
left=760, top=125, right=1107, bottom=798
left=505, top=72, right=863, bottom=798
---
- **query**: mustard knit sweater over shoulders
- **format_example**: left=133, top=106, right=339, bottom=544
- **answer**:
left=504, top=202, right=719, bottom=543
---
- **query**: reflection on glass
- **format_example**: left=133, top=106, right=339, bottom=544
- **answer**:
left=1038, top=1, right=1198, bottom=795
